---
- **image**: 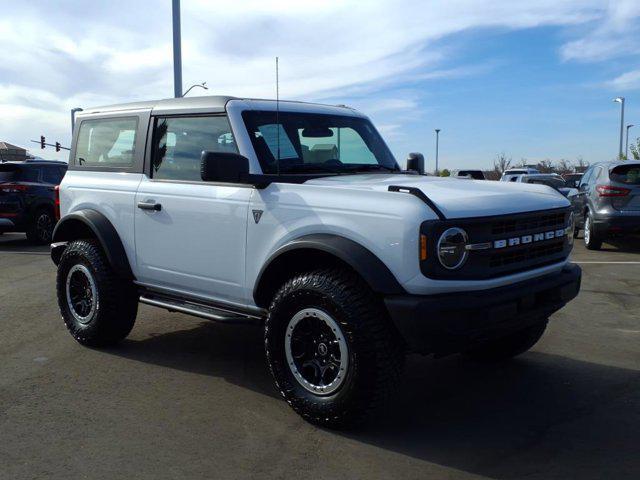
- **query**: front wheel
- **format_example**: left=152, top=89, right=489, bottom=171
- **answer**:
left=264, top=268, right=404, bottom=429
left=464, top=320, right=548, bottom=361
left=56, top=239, right=138, bottom=346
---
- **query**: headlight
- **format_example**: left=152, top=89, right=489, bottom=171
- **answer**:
left=437, top=227, right=469, bottom=270
left=566, top=214, right=575, bottom=246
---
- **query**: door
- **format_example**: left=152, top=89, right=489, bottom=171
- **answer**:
left=134, top=115, right=252, bottom=306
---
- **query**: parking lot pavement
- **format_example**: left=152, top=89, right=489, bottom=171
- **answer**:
left=1, top=232, right=639, bottom=480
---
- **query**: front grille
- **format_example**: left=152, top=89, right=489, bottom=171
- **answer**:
left=489, top=239, right=564, bottom=268
left=491, top=212, right=565, bottom=235
left=420, top=207, right=571, bottom=280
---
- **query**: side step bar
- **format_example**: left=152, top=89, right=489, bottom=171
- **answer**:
left=139, top=294, right=262, bottom=324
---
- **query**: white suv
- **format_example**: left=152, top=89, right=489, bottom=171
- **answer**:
left=51, top=96, right=581, bottom=428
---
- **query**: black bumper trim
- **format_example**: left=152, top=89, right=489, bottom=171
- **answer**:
left=384, top=263, right=581, bottom=355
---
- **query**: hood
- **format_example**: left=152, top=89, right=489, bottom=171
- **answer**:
left=305, top=174, right=570, bottom=219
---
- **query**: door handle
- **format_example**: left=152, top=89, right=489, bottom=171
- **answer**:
left=138, top=201, right=162, bottom=211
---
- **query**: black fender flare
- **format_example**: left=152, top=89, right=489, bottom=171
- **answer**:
left=253, top=233, right=405, bottom=305
left=51, top=209, right=133, bottom=279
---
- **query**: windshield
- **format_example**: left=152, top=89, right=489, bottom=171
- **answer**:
left=242, top=111, right=399, bottom=174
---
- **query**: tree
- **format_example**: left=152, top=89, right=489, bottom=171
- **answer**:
left=556, top=158, right=573, bottom=174
left=493, top=152, right=512, bottom=175
left=440, top=168, right=451, bottom=177
left=536, top=159, right=554, bottom=173
left=575, top=156, right=589, bottom=173
left=630, top=137, right=640, bottom=160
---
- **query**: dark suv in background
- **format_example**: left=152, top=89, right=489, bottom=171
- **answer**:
left=0, top=160, right=67, bottom=244
left=576, top=160, right=640, bottom=250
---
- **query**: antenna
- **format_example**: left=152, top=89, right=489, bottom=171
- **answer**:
left=276, top=56, right=280, bottom=176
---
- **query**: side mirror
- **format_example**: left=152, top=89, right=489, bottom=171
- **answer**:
left=406, top=152, right=425, bottom=175
left=201, top=151, right=249, bottom=183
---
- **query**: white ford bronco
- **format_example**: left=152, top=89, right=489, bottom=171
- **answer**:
left=52, top=96, right=581, bottom=428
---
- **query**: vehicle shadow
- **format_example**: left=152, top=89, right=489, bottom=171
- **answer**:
left=0, top=233, right=47, bottom=253
left=108, top=321, right=640, bottom=479
left=603, top=235, right=640, bottom=253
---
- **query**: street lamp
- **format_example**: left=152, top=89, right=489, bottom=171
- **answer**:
left=182, top=82, right=208, bottom=97
left=435, top=129, right=441, bottom=174
left=613, top=97, right=625, bottom=159
left=626, top=124, right=634, bottom=160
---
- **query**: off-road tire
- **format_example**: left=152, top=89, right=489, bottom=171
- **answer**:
left=264, top=268, right=405, bottom=429
left=56, top=239, right=138, bottom=346
left=584, top=211, right=603, bottom=250
left=464, top=320, right=548, bottom=361
left=26, top=208, right=55, bottom=245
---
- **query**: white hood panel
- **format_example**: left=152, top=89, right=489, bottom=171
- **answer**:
left=306, top=174, right=570, bottom=219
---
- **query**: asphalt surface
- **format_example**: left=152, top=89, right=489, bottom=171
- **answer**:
left=1, top=232, right=639, bottom=480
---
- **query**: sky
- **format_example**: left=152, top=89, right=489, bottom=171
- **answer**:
left=1, top=0, right=640, bottom=170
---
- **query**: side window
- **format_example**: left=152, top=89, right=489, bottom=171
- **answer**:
left=42, top=166, right=63, bottom=184
left=589, top=167, right=602, bottom=185
left=580, top=168, right=593, bottom=187
left=152, top=116, right=237, bottom=182
left=74, top=117, right=138, bottom=168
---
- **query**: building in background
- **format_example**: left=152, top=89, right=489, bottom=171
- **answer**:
left=0, top=141, right=28, bottom=162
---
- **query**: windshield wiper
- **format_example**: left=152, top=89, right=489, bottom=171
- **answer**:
left=278, top=164, right=344, bottom=174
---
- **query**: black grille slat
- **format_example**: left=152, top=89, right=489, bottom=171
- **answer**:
left=489, top=240, right=564, bottom=268
left=491, top=212, right=565, bottom=235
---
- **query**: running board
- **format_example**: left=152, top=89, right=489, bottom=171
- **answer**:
left=139, top=294, right=261, bottom=324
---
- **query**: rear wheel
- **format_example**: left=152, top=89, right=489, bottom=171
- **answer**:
left=56, top=239, right=138, bottom=346
left=264, top=268, right=404, bottom=429
left=27, top=208, right=55, bottom=245
left=465, top=320, right=548, bottom=361
left=584, top=211, right=603, bottom=250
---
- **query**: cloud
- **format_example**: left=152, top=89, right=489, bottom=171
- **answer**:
left=607, top=69, right=640, bottom=91
left=560, top=0, right=640, bottom=62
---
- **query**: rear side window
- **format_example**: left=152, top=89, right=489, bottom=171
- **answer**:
left=74, top=117, right=138, bottom=168
left=610, top=165, right=640, bottom=185
left=0, top=165, right=18, bottom=182
left=152, top=116, right=237, bottom=182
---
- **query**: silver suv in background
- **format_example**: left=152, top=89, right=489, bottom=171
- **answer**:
left=576, top=161, right=640, bottom=250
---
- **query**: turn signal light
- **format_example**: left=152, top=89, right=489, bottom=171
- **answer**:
left=596, top=185, right=630, bottom=197
left=420, top=234, right=427, bottom=261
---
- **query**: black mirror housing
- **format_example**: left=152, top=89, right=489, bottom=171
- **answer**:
left=201, top=151, right=250, bottom=183
left=406, top=152, right=425, bottom=175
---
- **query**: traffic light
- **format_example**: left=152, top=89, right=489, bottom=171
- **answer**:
left=40, top=136, right=45, bottom=149
left=55, top=142, right=61, bottom=152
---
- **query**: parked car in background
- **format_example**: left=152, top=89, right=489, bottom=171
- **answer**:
left=501, top=167, right=540, bottom=181
left=452, top=169, right=486, bottom=180
left=0, top=160, right=67, bottom=244
left=575, top=161, right=640, bottom=250
left=562, top=172, right=583, bottom=188
left=517, top=174, right=582, bottom=237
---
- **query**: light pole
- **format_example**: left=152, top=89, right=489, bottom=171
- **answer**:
left=626, top=124, right=634, bottom=160
left=613, top=97, right=625, bottom=159
left=172, top=0, right=183, bottom=98
left=70, top=107, right=82, bottom=133
left=435, top=129, right=441, bottom=174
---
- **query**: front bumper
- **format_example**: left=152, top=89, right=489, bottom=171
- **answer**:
left=384, top=263, right=581, bottom=354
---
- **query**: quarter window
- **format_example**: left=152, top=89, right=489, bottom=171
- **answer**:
left=74, top=118, right=138, bottom=168
left=152, top=116, right=237, bottom=182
